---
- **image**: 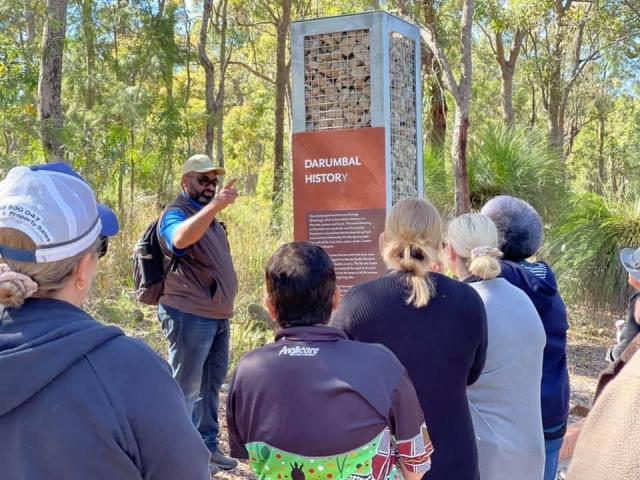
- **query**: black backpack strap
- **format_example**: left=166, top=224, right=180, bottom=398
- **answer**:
left=168, top=254, right=180, bottom=273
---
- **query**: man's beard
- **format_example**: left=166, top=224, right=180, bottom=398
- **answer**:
left=188, top=186, right=215, bottom=206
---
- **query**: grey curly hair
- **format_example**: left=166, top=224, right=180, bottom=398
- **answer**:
left=480, top=195, right=543, bottom=262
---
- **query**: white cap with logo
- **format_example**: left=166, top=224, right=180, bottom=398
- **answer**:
left=0, top=163, right=119, bottom=263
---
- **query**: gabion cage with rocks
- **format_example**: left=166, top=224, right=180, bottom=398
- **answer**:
left=292, top=12, right=423, bottom=206
left=304, top=29, right=371, bottom=131
left=389, top=32, right=418, bottom=202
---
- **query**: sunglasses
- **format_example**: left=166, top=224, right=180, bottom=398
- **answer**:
left=194, top=175, right=218, bottom=188
left=97, top=236, right=109, bottom=259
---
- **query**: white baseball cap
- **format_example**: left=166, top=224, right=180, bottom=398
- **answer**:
left=0, top=163, right=119, bottom=263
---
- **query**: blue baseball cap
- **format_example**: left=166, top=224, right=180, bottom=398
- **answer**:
left=0, top=163, right=119, bottom=263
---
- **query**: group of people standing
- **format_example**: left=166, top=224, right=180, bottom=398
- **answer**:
left=0, top=153, right=581, bottom=480
left=227, top=194, right=569, bottom=480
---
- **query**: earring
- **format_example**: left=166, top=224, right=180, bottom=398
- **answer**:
left=76, top=279, right=87, bottom=290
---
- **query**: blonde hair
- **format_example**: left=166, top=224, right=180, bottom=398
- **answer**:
left=0, top=228, right=97, bottom=308
left=381, top=198, right=443, bottom=308
left=447, top=214, right=502, bottom=280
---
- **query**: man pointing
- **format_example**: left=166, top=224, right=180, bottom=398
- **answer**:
left=157, top=154, right=239, bottom=471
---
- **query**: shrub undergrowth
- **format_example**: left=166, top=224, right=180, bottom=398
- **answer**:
left=543, top=192, right=640, bottom=312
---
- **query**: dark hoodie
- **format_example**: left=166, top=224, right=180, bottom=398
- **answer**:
left=0, top=298, right=210, bottom=480
left=499, top=261, right=570, bottom=431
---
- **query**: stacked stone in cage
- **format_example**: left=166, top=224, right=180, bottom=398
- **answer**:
left=389, top=33, right=418, bottom=203
left=304, top=29, right=371, bottom=131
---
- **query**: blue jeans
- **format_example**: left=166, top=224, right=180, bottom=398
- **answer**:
left=158, top=304, right=230, bottom=454
left=544, top=424, right=565, bottom=480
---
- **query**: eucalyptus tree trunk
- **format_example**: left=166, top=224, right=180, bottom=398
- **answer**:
left=450, top=0, right=473, bottom=214
left=38, top=0, right=68, bottom=162
left=547, top=54, right=565, bottom=154
left=495, top=30, right=525, bottom=129
left=596, top=114, right=606, bottom=195
left=420, top=0, right=474, bottom=214
left=80, top=0, right=95, bottom=110
left=198, top=0, right=215, bottom=159
left=421, top=1, right=447, bottom=148
left=271, top=0, right=292, bottom=229
left=214, top=0, right=231, bottom=169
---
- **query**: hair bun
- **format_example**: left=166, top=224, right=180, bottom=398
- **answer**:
left=0, top=263, right=38, bottom=307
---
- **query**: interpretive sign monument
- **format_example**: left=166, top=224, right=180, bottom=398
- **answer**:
left=291, top=12, right=423, bottom=290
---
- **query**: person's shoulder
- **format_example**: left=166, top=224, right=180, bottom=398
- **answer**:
left=234, top=342, right=282, bottom=375
left=492, top=276, right=532, bottom=299
left=340, top=338, right=406, bottom=375
left=432, top=272, right=483, bottom=301
left=600, top=350, right=640, bottom=403
left=338, top=275, right=399, bottom=314
left=621, top=348, right=640, bottom=377
left=499, top=259, right=526, bottom=278
left=346, top=274, right=395, bottom=296
left=89, top=335, right=169, bottom=376
left=159, top=198, right=189, bottom=226
left=431, top=271, right=465, bottom=289
left=343, top=336, right=396, bottom=358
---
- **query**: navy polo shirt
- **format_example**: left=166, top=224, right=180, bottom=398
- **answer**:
left=227, top=326, right=433, bottom=480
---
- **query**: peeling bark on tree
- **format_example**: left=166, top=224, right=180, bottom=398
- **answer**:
left=38, top=0, right=68, bottom=163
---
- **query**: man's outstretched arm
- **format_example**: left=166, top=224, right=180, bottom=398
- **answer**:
left=172, top=180, right=238, bottom=249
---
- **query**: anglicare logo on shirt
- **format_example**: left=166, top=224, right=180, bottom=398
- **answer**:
left=278, top=345, right=320, bottom=357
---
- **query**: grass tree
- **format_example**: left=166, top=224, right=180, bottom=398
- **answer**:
left=544, top=193, right=640, bottom=311
left=468, top=124, right=564, bottom=217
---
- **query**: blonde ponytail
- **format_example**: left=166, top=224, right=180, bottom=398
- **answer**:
left=381, top=198, right=443, bottom=308
left=447, top=214, right=502, bottom=281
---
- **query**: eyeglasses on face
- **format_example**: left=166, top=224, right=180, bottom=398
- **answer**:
left=193, top=175, right=218, bottom=188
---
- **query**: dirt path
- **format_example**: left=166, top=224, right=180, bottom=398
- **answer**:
left=566, top=329, right=609, bottom=409
left=213, top=328, right=613, bottom=480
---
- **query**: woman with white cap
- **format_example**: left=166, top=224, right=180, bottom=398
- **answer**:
left=445, top=213, right=546, bottom=480
left=0, top=163, right=210, bottom=479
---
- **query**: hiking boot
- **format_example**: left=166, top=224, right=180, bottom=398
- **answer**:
left=210, top=451, right=238, bottom=471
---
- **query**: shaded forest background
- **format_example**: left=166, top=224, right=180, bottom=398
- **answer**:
left=1, top=0, right=640, bottom=355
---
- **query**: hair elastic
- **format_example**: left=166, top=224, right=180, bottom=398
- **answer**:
left=470, top=246, right=503, bottom=259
